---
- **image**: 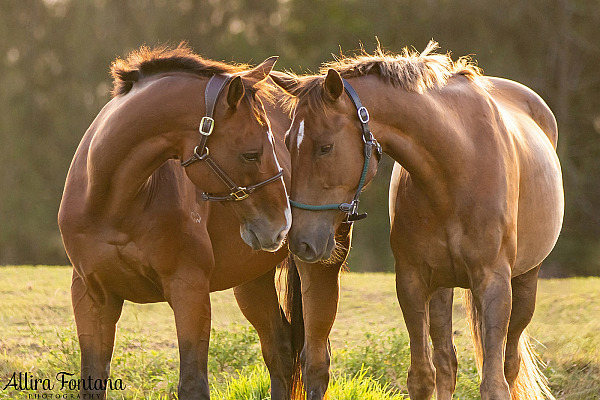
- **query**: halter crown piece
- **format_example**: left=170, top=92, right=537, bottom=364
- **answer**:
left=288, top=77, right=383, bottom=222
left=181, top=74, right=284, bottom=201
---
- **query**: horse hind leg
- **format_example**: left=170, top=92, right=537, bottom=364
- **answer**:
left=467, top=261, right=513, bottom=400
left=505, top=264, right=554, bottom=400
left=233, top=268, right=294, bottom=400
left=429, top=288, right=458, bottom=400
left=71, top=270, right=124, bottom=399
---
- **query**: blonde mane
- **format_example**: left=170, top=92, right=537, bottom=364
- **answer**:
left=277, top=41, right=485, bottom=114
left=326, top=40, right=483, bottom=93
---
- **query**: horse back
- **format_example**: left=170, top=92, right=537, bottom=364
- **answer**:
left=487, top=77, right=558, bottom=148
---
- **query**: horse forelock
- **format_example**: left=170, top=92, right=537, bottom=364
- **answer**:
left=276, top=74, right=328, bottom=119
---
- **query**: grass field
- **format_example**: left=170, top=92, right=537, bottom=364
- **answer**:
left=0, top=266, right=599, bottom=399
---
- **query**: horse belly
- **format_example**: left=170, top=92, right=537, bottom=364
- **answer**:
left=513, top=138, right=564, bottom=275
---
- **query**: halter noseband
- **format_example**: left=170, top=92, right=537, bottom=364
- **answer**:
left=181, top=74, right=284, bottom=201
left=288, top=78, right=382, bottom=222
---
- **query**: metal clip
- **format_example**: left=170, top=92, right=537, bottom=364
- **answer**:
left=374, top=140, right=383, bottom=160
left=199, top=116, right=215, bottom=136
left=347, top=212, right=368, bottom=221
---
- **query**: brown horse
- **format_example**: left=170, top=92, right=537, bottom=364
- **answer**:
left=58, top=44, right=305, bottom=399
left=273, top=41, right=563, bottom=400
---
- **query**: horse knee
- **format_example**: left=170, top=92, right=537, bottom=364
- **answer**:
left=407, top=363, right=435, bottom=400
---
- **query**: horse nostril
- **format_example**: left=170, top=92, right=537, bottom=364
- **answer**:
left=300, top=242, right=316, bottom=259
left=244, top=227, right=261, bottom=251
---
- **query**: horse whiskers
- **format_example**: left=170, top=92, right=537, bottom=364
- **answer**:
left=321, top=236, right=350, bottom=268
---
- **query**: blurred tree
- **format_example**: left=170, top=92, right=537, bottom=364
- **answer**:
left=0, top=0, right=598, bottom=275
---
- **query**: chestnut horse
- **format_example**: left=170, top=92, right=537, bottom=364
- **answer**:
left=59, top=45, right=312, bottom=399
left=273, top=42, right=563, bottom=400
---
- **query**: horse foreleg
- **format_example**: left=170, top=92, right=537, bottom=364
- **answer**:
left=71, top=270, right=123, bottom=400
left=296, top=260, right=341, bottom=400
left=395, top=268, right=435, bottom=400
left=470, top=262, right=512, bottom=400
left=166, top=268, right=212, bottom=400
left=429, top=287, right=458, bottom=400
left=234, top=268, right=293, bottom=400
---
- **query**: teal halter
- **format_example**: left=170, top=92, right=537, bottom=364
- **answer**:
left=289, top=78, right=382, bottom=222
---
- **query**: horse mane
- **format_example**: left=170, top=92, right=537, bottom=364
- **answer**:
left=111, top=42, right=259, bottom=97
left=327, top=40, right=482, bottom=92
left=278, top=40, right=485, bottom=115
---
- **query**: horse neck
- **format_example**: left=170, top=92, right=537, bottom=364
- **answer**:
left=349, top=75, right=481, bottom=202
left=85, top=77, right=201, bottom=222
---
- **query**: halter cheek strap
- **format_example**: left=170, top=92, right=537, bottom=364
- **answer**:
left=288, top=77, right=382, bottom=222
left=181, top=74, right=284, bottom=201
left=181, top=74, right=230, bottom=168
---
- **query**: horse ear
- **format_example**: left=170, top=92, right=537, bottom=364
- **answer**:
left=245, top=56, right=279, bottom=83
left=270, top=71, right=300, bottom=96
left=323, top=69, right=344, bottom=102
left=227, top=75, right=245, bottom=109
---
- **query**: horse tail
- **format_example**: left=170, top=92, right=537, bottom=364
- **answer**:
left=511, top=332, right=555, bottom=400
left=283, top=254, right=305, bottom=399
left=465, top=290, right=555, bottom=400
left=465, top=290, right=484, bottom=374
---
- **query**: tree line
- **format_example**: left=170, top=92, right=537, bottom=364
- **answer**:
left=1, top=0, right=598, bottom=275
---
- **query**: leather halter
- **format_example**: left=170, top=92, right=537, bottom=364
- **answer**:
left=288, top=77, right=382, bottom=222
left=181, top=74, right=284, bottom=201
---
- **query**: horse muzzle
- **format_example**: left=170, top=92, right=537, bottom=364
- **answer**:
left=288, top=228, right=336, bottom=263
left=240, top=218, right=290, bottom=252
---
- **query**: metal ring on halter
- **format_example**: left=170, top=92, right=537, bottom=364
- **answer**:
left=193, top=146, right=209, bottom=160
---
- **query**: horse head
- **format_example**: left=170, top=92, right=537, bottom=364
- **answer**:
left=273, top=69, right=379, bottom=262
left=183, top=57, right=290, bottom=252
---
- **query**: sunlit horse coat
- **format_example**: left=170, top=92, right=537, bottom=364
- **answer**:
left=273, top=42, right=562, bottom=400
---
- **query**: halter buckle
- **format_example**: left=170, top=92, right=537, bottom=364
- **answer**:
left=199, top=117, right=215, bottom=136
left=231, top=188, right=250, bottom=201
left=357, top=106, right=370, bottom=124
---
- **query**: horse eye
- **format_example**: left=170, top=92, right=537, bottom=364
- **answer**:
left=320, top=144, right=334, bottom=155
left=242, top=152, right=261, bottom=162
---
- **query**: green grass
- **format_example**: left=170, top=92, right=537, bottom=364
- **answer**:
left=1, top=266, right=599, bottom=399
